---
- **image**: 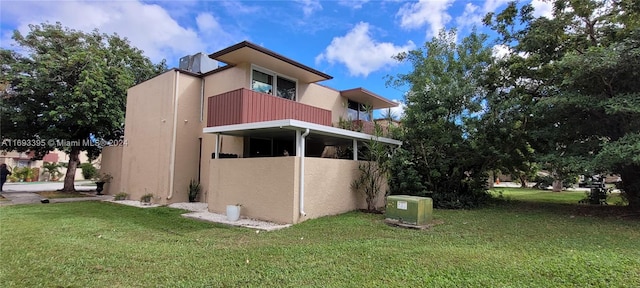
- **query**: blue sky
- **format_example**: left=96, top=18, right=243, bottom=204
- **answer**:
left=0, top=0, right=553, bottom=116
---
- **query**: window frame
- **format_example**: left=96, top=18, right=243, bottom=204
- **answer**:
left=250, top=64, right=298, bottom=101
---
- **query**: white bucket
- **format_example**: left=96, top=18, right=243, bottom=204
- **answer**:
left=226, top=205, right=241, bottom=222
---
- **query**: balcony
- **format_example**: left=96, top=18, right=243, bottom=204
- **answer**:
left=207, top=88, right=332, bottom=127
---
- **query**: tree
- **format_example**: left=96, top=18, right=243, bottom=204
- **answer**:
left=351, top=123, right=392, bottom=211
left=1, top=22, right=166, bottom=191
left=387, top=30, right=494, bottom=209
left=484, top=1, right=640, bottom=207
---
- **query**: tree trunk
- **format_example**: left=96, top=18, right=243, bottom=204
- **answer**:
left=61, top=147, right=80, bottom=192
left=552, top=180, right=563, bottom=192
left=519, top=175, right=528, bottom=188
left=487, top=172, right=495, bottom=189
left=619, top=165, right=640, bottom=211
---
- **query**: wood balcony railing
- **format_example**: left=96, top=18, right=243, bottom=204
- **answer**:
left=207, top=88, right=332, bottom=127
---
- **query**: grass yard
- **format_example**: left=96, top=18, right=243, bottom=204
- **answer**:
left=1, top=193, right=639, bottom=287
left=491, top=187, right=627, bottom=205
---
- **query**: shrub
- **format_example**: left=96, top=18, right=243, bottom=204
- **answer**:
left=579, top=186, right=611, bottom=205
left=13, top=167, right=33, bottom=181
left=80, top=163, right=98, bottom=180
left=42, top=162, right=62, bottom=181
left=140, top=193, right=153, bottom=204
left=114, top=192, right=128, bottom=201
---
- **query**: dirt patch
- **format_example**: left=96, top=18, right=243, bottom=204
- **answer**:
left=36, top=191, right=91, bottom=199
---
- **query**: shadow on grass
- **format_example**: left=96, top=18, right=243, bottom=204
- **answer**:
left=492, top=198, right=640, bottom=220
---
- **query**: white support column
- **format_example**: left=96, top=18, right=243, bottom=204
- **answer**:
left=214, top=133, right=220, bottom=159
left=295, top=130, right=301, bottom=156
left=353, top=139, right=358, bottom=161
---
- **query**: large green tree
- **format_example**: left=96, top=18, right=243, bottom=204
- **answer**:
left=388, top=30, right=494, bottom=209
left=1, top=23, right=166, bottom=191
left=484, top=0, right=640, bottom=208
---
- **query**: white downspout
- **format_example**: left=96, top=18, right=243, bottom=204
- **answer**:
left=168, top=71, right=180, bottom=200
left=200, top=77, right=204, bottom=122
left=299, top=128, right=310, bottom=217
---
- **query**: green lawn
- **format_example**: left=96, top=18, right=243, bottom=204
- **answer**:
left=491, top=187, right=627, bottom=205
left=1, top=194, right=639, bottom=287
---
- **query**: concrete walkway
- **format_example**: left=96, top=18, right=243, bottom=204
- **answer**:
left=0, top=181, right=105, bottom=206
left=0, top=191, right=112, bottom=205
left=1, top=181, right=97, bottom=192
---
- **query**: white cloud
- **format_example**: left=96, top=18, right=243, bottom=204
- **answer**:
left=396, top=0, right=455, bottom=39
left=338, top=0, right=370, bottom=9
left=195, top=13, right=236, bottom=45
left=316, top=22, right=415, bottom=77
left=386, top=100, right=406, bottom=119
left=492, top=44, right=512, bottom=59
left=531, top=0, right=554, bottom=18
left=483, top=0, right=511, bottom=12
left=492, top=44, right=529, bottom=59
left=455, top=3, right=483, bottom=30
left=296, top=0, right=323, bottom=17
left=1, top=0, right=242, bottom=65
left=455, top=0, right=511, bottom=30
left=219, top=0, right=260, bottom=14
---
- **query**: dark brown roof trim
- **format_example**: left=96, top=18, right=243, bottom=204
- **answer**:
left=208, top=41, right=333, bottom=80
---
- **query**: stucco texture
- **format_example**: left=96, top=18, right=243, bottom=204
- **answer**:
left=208, top=157, right=298, bottom=224
left=99, top=146, right=122, bottom=195
left=120, top=71, right=175, bottom=204
left=208, top=156, right=386, bottom=224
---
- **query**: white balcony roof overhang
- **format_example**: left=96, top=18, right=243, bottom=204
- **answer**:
left=203, top=119, right=402, bottom=146
left=209, top=41, right=333, bottom=83
left=341, top=88, right=398, bottom=109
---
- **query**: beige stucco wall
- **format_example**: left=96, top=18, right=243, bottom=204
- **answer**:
left=302, top=158, right=387, bottom=221
left=170, top=73, right=202, bottom=203
left=203, top=64, right=248, bottom=99
left=302, top=158, right=362, bottom=219
left=298, top=84, right=346, bottom=125
left=120, top=71, right=176, bottom=204
left=207, top=156, right=386, bottom=224
left=208, top=157, right=298, bottom=224
left=99, top=146, right=123, bottom=195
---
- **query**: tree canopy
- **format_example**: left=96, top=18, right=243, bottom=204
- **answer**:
left=1, top=22, right=166, bottom=191
left=388, top=0, right=640, bottom=210
left=388, top=30, right=494, bottom=209
left=483, top=0, right=640, bottom=208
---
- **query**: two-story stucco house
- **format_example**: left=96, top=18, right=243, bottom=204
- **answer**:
left=101, top=41, right=401, bottom=224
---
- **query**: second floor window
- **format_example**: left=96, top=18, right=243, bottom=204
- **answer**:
left=347, top=100, right=372, bottom=121
left=252, top=70, right=273, bottom=94
left=251, top=68, right=297, bottom=101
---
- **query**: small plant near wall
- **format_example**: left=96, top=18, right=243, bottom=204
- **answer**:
left=114, top=192, right=128, bottom=201
left=351, top=122, right=392, bottom=212
left=188, top=179, right=201, bottom=202
left=140, top=193, right=153, bottom=205
left=93, top=172, right=113, bottom=195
